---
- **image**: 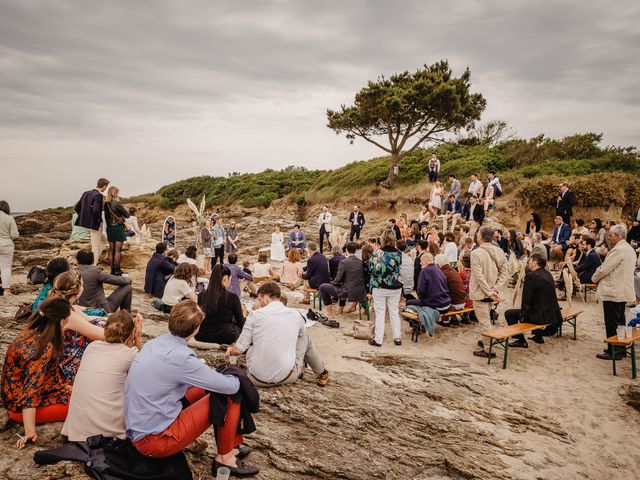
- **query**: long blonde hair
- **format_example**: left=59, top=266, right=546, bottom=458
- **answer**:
left=106, top=186, right=120, bottom=203
left=49, top=270, right=82, bottom=301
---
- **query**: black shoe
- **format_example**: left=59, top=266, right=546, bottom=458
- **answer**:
left=212, top=458, right=259, bottom=477
left=237, top=444, right=251, bottom=459
left=528, top=335, right=545, bottom=344
left=0, top=286, right=3, bottom=296
left=394, top=338, right=402, bottom=346
left=477, top=340, right=484, bottom=348
left=596, top=352, right=627, bottom=360
left=368, top=339, right=382, bottom=347
left=473, top=350, right=496, bottom=358
left=509, top=339, right=528, bottom=348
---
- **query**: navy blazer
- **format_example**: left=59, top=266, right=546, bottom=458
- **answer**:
left=575, top=249, right=602, bottom=284
left=144, top=253, right=176, bottom=298
left=551, top=223, right=571, bottom=248
left=443, top=199, right=462, bottom=214
left=74, top=189, right=104, bottom=230
left=349, top=211, right=366, bottom=228
left=303, top=252, right=330, bottom=289
left=332, top=255, right=367, bottom=302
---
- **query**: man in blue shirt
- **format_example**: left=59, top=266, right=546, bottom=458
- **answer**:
left=125, top=301, right=259, bottom=477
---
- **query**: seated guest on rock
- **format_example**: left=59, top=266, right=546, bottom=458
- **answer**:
left=280, top=248, right=304, bottom=290
left=144, top=242, right=176, bottom=298
left=288, top=224, right=307, bottom=252
left=319, top=242, right=367, bottom=319
left=462, top=194, right=485, bottom=239
left=196, top=265, right=245, bottom=345
left=397, top=240, right=415, bottom=300
left=549, top=216, right=571, bottom=261
left=434, top=254, right=466, bottom=310
left=76, top=249, right=132, bottom=313
left=478, top=178, right=495, bottom=212
left=301, top=242, right=330, bottom=304
left=329, top=245, right=346, bottom=280
left=575, top=237, right=602, bottom=284
left=525, top=212, right=542, bottom=234
left=225, top=253, right=256, bottom=297
left=62, top=310, right=142, bottom=442
left=442, top=194, right=462, bottom=232
left=227, top=282, right=329, bottom=388
left=504, top=253, right=562, bottom=347
left=48, top=271, right=107, bottom=382
left=407, top=253, right=451, bottom=312
left=1, top=298, right=73, bottom=449
left=32, top=257, right=70, bottom=311
left=125, top=207, right=141, bottom=238
left=159, top=263, right=197, bottom=310
left=125, top=301, right=259, bottom=476
left=177, top=245, right=198, bottom=266
left=252, top=252, right=278, bottom=280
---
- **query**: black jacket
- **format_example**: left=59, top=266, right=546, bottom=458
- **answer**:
left=144, top=253, right=176, bottom=298
left=104, top=201, right=130, bottom=227
left=196, top=291, right=245, bottom=344
left=556, top=190, right=576, bottom=217
left=211, top=365, right=260, bottom=435
left=329, top=254, right=346, bottom=280
left=349, top=211, right=365, bottom=228
left=75, top=189, right=104, bottom=230
left=462, top=202, right=485, bottom=223
left=332, top=255, right=367, bottom=302
left=575, top=249, right=602, bottom=284
left=303, top=252, right=330, bottom=289
left=520, top=268, right=563, bottom=327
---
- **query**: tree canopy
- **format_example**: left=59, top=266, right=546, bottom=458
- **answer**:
left=327, top=60, right=486, bottom=187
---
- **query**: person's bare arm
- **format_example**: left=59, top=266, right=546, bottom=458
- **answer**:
left=17, top=408, right=37, bottom=449
left=65, top=310, right=105, bottom=341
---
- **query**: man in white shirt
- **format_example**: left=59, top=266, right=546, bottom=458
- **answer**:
left=467, top=174, right=482, bottom=198
left=428, top=152, right=441, bottom=182
left=227, top=282, right=330, bottom=387
left=317, top=204, right=333, bottom=254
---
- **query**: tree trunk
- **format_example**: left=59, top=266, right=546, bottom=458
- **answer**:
left=381, top=153, right=399, bottom=188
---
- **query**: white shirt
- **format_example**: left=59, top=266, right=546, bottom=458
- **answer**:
left=468, top=179, right=481, bottom=195
left=443, top=242, right=458, bottom=263
left=317, top=211, right=333, bottom=232
left=489, top=177, right=502, bottom=191
left=253, top=262, right=272, bottom=278
left=177, top=254, right=197, bottom=266
left=162, top=277, right=194, bottom=306
left=235, top=301, right=305, bottom=383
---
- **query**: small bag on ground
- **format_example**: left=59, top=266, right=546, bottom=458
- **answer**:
left=353, top=320, right=374, bottom=340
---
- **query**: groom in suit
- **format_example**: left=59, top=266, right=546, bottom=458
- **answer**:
left=349, top=205, right=366, bottom=241
left=317, top=205, right=332, bottom=254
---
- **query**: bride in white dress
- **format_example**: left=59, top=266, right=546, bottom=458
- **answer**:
left=270, top=225, right=286, bottom=262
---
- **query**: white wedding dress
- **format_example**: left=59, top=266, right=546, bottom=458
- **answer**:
left=270, top=232, right=285, bottom=262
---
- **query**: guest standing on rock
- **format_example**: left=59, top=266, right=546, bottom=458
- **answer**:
left=349, top=205, right=366, bottom=241
left=427, top=152, right=440, bottom=183
left=0, top=200, right=19, bottom=296
left=201, top=219, right=213, bottom=273
left=317, top=205, right=332, bottom=254
left=555, top=181, right=576, bottom=225
left=212, top=217, right=226, bottom=266
left=592, top=224, right=637, bottom=360
left=103, top=186, right=130, bottom=276
left=75, top=178, right=109, bottom=266
left=226, top=221, right=239, bottom=255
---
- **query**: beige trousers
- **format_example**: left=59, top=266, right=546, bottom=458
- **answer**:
left=0, top=245, right=15, bottom=289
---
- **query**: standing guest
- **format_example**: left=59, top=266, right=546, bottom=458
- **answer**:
left=253, top=252, right=279, bottom=280
left=32, top=257, right=71, bottom=311
left=428, top=180, right=444, bottom=219
left=556, top=181, right=576, bottom=225
left=226, top=221, right=239, bottom=255
left=397, top=240, right=415, bottom=300
left=488, top=171, right=502, bottom=197
left=125, top=207, right=141, bottom=238
left=447, top=174, right=461, bottom=200
left=225, top=253, right=256, bottom=297
left=407, top=253, right=451, bottom=312
left=442, top=232, right=458, bottom=265
left=270, top=225, right=286, bottom=263
left=471, top=226, right=509, bottom=358
left=70, top=212, right=90, bottom=240
left=201, top=219, right=213, bottom=273
left=467, top=174, right=482, bottom=198
left=280, top=248, right=304, bottom=290
left=349, top=205, right=366, bottom=241
left=462, top=195, right=485, bottom=239
left=368, top=229, right=403, bottom=347
left=504, top=254, right=562, bottom=348
left=62, top=310, right=142, bottom=442
left=317, top=205, right=333, bottom=254
left=478, top=179, right=495, bottom=213
left=103, top=186, right=130, bottom=276
left=549, top=216, right=571, bottom=261
left=196, top=265, right=245, bottom=345
left=75, top=178, right=109, bottom=266
left=212, top=218, right=226, bottom=266
left=288, top=224, right=307, bottom=252
left=388, top=219, right=402, bottom=240
left=227, top=282, right=329, bottom=388
left=434, top=254, right=466, bottom=310
left=144, top=243, right=176, bottom=298
left=442, top=194, right=462, bottom=233
left=177, top=245, right=198, bottom=266
left=76, top=249, right=132, bottom=312
left=592, top=224, right=637, bottom=360
left=329, top=245, right=346, bottom=280
left=125, top=301, right=259, bottom=476
left=427, top=152, right=440, bottom=182
left=525, top=213, right=542, bottom=234
left=1, top=298, right=73, bottom=449
left=301, top=242, right=330, bottom=304
left=0, top=200, right=19, bottom=296
left=161, top=263, right=198, bottom=309
left=319, top=242, right=367, bottom=319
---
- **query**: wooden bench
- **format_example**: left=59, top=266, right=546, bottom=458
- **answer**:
left=401, top=307, right=474, bottom=343
left=482, top=323, right=548, bottom=369
left=303, top=287, right=322, bottom=309
left=604, top=328, right=640, bottom=379
left=558, top=308, right=583, bottom=340
left=582, top=283, right=597, bottom=303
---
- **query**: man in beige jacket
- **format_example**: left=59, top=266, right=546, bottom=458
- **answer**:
left=470, top=226, right=510, bottom=358
left=592, top=224, right=637, bottom=360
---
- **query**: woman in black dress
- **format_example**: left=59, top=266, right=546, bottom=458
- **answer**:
left=103, top=186, right=130, bottom=275
left=196, top=264, right=245, bottom=345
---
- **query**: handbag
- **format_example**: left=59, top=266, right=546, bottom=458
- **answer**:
left=15, top=303, right=34, bottom=322
left=353, top=319, right=374, bottom=340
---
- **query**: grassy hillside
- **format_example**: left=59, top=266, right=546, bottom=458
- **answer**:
left=138, top=133, right=640, bottom=216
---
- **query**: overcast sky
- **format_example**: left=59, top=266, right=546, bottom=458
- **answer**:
left=1, top=0, right=639, bottom=211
